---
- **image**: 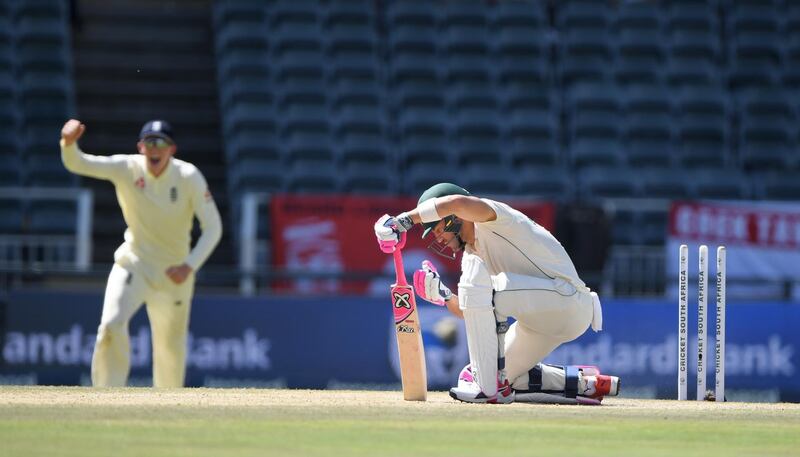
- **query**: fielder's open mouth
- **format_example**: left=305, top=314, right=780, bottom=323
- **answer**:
left=149, top=157, right=162, bottom=166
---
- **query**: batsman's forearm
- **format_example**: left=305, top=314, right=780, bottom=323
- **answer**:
left=446, top=294, right=464, bottom=319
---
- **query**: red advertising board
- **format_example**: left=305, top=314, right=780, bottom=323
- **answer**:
left=271, top=194, right=555, bottom=294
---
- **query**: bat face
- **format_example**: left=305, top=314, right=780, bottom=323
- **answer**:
left=391, top=284, right=415, bottom=325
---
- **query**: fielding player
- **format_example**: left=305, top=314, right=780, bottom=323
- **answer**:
left=375, top=183, right=619, bottom=404
left=60, top=118, right=222, bottom=387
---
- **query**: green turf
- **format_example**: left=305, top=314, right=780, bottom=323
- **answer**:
left=1, top=387, right=799, bottom=457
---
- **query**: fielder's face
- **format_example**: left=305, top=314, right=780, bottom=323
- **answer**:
left=138, top=137, right=176, bottom=177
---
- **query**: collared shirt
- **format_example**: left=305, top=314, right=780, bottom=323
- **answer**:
left=61, top=140, right=222, bottom=274
left=464, top=198, right=586, bottom=290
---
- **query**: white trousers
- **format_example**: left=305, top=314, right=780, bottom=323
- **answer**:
left=492, top=273, right=595, bottom=383
left=92, top=262, right=194, bottom=388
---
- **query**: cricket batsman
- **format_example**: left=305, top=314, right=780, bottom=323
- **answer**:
left=60, top=118, right=222, bottom=387
left=375, top=183, right=619, bottom=404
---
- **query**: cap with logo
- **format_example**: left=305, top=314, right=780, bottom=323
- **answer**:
left=139, top=120, right=175, bottom=143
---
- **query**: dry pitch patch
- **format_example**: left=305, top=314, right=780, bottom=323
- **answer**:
left=1, top=387, right=800, bottom=457
left=1, top=386, right=799, bottom=419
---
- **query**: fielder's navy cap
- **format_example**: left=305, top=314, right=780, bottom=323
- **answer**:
left=139, top=120, right=174, bottom=143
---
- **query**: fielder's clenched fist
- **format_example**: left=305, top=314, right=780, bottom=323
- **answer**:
left=61, top=119, right=86, bottom=146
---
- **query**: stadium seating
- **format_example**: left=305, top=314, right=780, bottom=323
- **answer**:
left=206, top=0, right=800, bottom=252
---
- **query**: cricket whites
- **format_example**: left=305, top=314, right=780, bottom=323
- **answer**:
left=388, top=232, right=427, bottom=401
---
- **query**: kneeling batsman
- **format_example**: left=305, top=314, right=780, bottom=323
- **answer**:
left=374, top=183, right=620, bottom=404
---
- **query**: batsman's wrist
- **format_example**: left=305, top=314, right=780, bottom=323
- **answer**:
left=395, top=212, right=414, bottom=232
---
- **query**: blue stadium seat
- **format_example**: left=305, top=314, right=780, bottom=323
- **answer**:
left=687, top=169, right=750, bottom=200
left=275, top=80, right=325, bottom=108
left=399, top=135, right=450, bottom=169
left=216, top=50, right=270, bottom=87
left=228, top=158, right=284, bottom=194
left=738, top=115, right=794, bottom=170
left=279, top=103, right=328, bottom=136
left=274, top=50, right=326, bottom=82
left=751, top=171, right=800, bottom=201
left=387, top=0, right=438, bottom=28
left=215, top=23, right=268, bottom=56
left=443, top=1, right=489, bottom=27
left=445, top=55, right=492, bottom=84
left=284, top=159, right=339, bottom=193
left=669, top=29, right=720, bottom=63
left=332, top=79, right=380, bottom=108
left=285, top=131, right=334, bottom=163
left=676, top=84, right=728, bottom=117
left=388, top=23, right=436, bottom=57
left=736, top=88, right=795, bottom=122
left=577, top=166, right=639, bottom=199
left=336, top=132, right=389, bottom=167
left=330, top=55, right=377, bottom=84
left=557, top=2, right=611, bottom=30
left=497, top=58, right=547, bottom=86
left=324, top=1, right=373, bottom=28
left=492, top=1, right=546, bottom=29
left=223, top=101, right=275, bottom=137
left=623, top=84, right=672, bottom=116
left=389, top=54, right=439, bottom=85
left=391, top=80, right=444, bottom=110
left=494, top=26, right=546, bottom=59
left=444, top=25, right=489, bottom=56
left=665, top=56, right=718, bottom=87
left=24, top=159, right=76, bottom=187
left=635, top=168, right=690, bottom=199
left=614, top=1, right=661, bottom=31
left=212, top=2, right=266, bottom=30
left=398, top=106, right=446, bottom=137
left=226, top=130, right=280, bottom=162
left=270, top=0, right=320, bottom=27
left=500, top=82, right=556, bottom=114
left=447, top=81, right=496, bottom=110
left=667, top=3, right=718, bottom=35
left=272, top=23, right=322, bottom=55
left=623, top=114, right=673, bottom=167
left=326, top=23, right=375, bottom=57
left=339, top=162, right=395, bottom=195
left=515, top=165, right=572, bottom=200
left=508, top=133, right=560, bottom=167
left=462, top=163, right=512, bottom=196
left=675, top=114, right=728, bottom=168
left=333, top=105, right=384, bottom=137
left=402, top=163, right=457, bottom=195
left=568, top=81, right=621, bottom=117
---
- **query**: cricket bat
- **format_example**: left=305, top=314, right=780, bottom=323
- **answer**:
left=388, top=232, right=427, bottom=401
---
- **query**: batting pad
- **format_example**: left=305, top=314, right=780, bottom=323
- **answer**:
left=463, top=307, right=499, bottom=397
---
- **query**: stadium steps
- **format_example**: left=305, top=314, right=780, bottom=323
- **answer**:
left=71, top=0, right=236, bottom=283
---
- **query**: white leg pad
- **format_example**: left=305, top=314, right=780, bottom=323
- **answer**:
left=463, top=307, right=499, bottom=397
left=458, top=253, right=501, bottom=397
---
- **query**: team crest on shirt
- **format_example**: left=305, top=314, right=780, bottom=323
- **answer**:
left=135, top=177, right=145, bottom=189
left=170, top=187, right=178, bottom=202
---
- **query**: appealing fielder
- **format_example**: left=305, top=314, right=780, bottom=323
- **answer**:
left=60, top=118, right=222, bottom=387
left=375, top=183, right=619, bottom=404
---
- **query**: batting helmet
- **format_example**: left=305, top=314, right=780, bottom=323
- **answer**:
left=418, top=182, right=470, bottom=239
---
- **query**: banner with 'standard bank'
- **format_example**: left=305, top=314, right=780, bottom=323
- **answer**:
left=1, top=290, right=798, bottom=402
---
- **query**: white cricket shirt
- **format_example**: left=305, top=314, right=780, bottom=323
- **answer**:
left=465, top=198, right=586, bottom=291
left=61, top=141, right=222, bottom=275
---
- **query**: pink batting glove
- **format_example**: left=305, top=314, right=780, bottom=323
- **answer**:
left=413, top=260, right=449, bottom=306
left=375, top=214, right=400, bottom=253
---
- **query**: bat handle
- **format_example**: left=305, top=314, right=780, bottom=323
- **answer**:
left=393, top=246, right=407, bottom=287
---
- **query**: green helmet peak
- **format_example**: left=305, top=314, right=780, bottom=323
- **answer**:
left=418, top=183, right=470, bottom=238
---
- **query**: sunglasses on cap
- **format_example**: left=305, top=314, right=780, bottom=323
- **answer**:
left=142, top=137, right=173, bottom=148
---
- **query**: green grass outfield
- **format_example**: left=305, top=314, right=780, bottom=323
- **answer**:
left=1, top=386, right=799, bottom=457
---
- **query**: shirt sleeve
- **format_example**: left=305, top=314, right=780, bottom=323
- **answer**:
left=60, top=139, right=128, bottom=182
left=183, top=168, right=222, bottom=270
left=478, top=199, right=514, bottom=228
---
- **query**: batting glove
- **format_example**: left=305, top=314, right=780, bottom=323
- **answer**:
left=375, top=214, right=400, bottom=253
left=413, top=260, right=452, bottom=306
